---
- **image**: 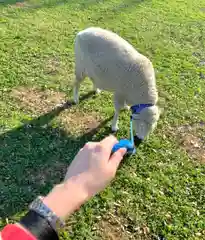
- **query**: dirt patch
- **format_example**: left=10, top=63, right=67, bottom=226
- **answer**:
left=8, top=1, right=30, bottom=8
left=44, top=57, right=60, bottom=75
left=181, top=134, right=205, bottom=164
left=97, top=214, right=132, bottom=240
left=95, top=210, right=151, bottom=240
left=11, top=87, right=66, bottom=114
left=59, top=109, right=101, bottom=135
left=11, top=86, right=101, bottom=134
left=30, top=161, right=67, bottom=186
left=98, top=220, right=128, bottom=240
left=177, top=122, right=205, bottom=133
left=176, top=122, right=205, bottom=164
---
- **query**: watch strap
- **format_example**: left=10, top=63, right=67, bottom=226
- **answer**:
left=20, top=210, right=59, bottom=240
left=29, top=196, right=64, bottom=231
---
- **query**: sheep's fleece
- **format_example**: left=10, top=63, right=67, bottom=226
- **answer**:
left=73, top=27, right=160, bottom=140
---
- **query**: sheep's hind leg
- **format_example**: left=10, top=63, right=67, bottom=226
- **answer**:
left=73, top=81, right=80, bottom=104
left=111, top=94, right=125, bottom=132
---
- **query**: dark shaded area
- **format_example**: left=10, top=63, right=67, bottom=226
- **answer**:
left=0, top=0, right=106, bottom=8
left=0, top=0, right=24, bottom=5
left=0, top=92, right=112, bottom=218
left=134, top=135, right=142, bottom=147
left=0, top=0, right=64, bottom=7
left=0, top=0, right=146, bottom=11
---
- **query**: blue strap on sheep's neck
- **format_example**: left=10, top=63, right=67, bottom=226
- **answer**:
left=130, top=104, right=154, bottom=115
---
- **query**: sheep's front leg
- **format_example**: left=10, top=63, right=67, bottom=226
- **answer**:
left=124, top=102, right=130, bottom=110
left=111, top=94, right=125, bottom=132
left=73, top=81, right=80, bottom=104
left=95, top=88, right=101, bottom=94
left=93, top=82, right=101, bottom=94
left=112, top=111, right=119, bottom=132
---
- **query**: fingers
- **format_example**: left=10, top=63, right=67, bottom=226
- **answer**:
left=109, top=148, right=127, bottom=169
left=99, top=135, right=118, bottom=152
left=84, top=142, right=98, bottom=148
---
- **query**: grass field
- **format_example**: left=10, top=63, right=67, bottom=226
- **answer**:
left=0, top=0, right=205, bottom=239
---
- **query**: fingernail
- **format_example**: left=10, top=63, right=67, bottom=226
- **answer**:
left=120, top=148, right=127, bottom=155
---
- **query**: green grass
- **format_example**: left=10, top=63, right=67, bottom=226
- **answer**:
left=0, top=0, right=205, bottom=239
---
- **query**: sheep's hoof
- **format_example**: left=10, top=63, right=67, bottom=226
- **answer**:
left=95, top=88, right=101, bottom=94
left=74, top=98, right=79, bottom=104
left=111, top=125, right=119, bottom=132
left=124, top=104, right=130, bottom=110
left=54, top=102, right=65, bottom=108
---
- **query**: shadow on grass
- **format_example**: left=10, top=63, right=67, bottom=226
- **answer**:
left=0, top=0, right=66, bottom=7
left=0, top=92, right=112, bottom=219
left=0, top=0, right=147, bottom=13
left=0, top=0, right=107, bottom=8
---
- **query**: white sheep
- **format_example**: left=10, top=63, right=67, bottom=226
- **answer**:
left=73, top=27, right=160, bottom=142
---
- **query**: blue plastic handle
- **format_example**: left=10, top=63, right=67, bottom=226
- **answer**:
left=112, top=139, right=136, bottom=155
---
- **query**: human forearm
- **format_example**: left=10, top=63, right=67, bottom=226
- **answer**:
left=42, top=176, right=89, bottom=220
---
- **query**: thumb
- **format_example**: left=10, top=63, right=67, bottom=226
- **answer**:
left=109, top=148, right=127, bottom=169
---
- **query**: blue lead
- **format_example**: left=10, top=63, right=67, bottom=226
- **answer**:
left=111, top=116, right=136, bottom=155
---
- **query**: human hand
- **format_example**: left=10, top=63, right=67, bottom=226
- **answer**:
left=64, top=135, right=127, bottom=197
left=43, top=136, right=126, bottom=220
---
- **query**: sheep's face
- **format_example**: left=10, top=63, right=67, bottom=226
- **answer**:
left=132, top=105, right=160, bottom=143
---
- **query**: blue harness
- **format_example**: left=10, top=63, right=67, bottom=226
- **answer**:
left=130, top=104, right=154, bottom=115
left=112, top=103, right=154, bottom=154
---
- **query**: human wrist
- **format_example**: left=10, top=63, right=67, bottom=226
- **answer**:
left=43, top=178, right=89, bottom=220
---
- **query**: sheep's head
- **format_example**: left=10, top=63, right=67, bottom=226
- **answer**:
left=132, top=105, right=160, bottom=146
